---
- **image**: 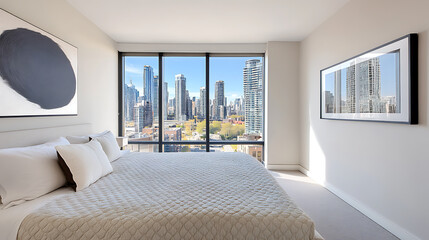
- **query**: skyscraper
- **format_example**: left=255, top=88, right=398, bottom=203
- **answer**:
left=324, top=91, right=334, bottom=113
left=346, top=58, right=381, bottom=113
left=234, top=98, right=243, bottom=115
left=195, top=98, right=200, bottom=117
left=214, top=80, right=225, bottom=120
left=163, top=81, right=168, bottom=120
left=186, top=90, right=192, bottom=119
left=243, top=59, right=263, bottom=134
left=346, top=64, right=356, bottom=113
left=199, top=87, right=206, bottom=118
left=134, top=103, right=143, bottom=133
left=143, top=101, right=153, bottom=128
left=124, top=80, right=139, bottom=122
left=143, top=65, right=153, bottom=102
left=133, top=101, right=152, bottom=132
left=175, top=74, right=187, bottom=121
left=152, top=75, right=159, bottom=121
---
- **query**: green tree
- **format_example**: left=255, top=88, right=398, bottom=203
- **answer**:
left=220, top=122, right=232, bottom=137
left=196, top=120, right=206, bottom=134
left=220, top=123, right=245, bottom=140
left=210, top=121, right=221, bottom=134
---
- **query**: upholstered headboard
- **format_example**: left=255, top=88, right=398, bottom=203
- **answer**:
left=0, top=123, right=92, bottom=149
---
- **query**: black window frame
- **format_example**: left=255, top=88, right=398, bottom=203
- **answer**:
left=118, top=52, right=265, bottom=161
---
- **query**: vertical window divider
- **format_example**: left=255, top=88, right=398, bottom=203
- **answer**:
left=205, top=53, right=210, bottom=152
left=158, top=53, right=163, bottom=152
left=118, top=51, right=124, bottom=137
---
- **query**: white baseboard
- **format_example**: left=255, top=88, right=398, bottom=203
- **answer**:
left=266, top=164, right=302, bottom=170
left=298, top=166, right=421, bottom=240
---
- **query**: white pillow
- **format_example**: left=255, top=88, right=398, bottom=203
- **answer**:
left=90, top=131, right=121, bottom=162
left=0, top=137, right=70, bottom=208
left=66, top=135, right=90, bottom=144
left=56, top=139, right=112, bottom=191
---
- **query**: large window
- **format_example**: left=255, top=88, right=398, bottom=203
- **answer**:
left=119, top=53, right=264, bottom=162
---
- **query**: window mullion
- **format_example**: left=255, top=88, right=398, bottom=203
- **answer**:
left=205, top=53, right=210, bottom=152
left=118, top=52, right=124, bottom=137
left=158, top=53, right=163, bottom=152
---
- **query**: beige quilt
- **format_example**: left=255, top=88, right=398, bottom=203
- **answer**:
left=18, top=152, right=320, bottom=240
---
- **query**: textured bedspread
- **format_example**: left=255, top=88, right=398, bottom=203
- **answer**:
left=18, top=152, right=318, bottom=240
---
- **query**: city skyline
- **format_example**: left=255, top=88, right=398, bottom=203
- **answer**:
left=325, top=51, right=398, bottom=101
left=123, top=56, right=264, bottom=160
left=324, top=51, right=399, bottom=114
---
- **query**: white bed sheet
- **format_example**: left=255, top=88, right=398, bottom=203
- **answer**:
left=0, top=188, right=73, bottom=240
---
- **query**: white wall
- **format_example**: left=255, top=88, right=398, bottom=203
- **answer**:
left=265, top=42, right=301, bottom=169
left=117, top=43, right=266, bottom=53
left=299, top=0, right=429, bottom=239
left=0, top=0, right=118, bottom=146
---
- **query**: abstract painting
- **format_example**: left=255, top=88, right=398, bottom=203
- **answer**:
left=0, top=9, right=77, bottom=117
left=320, top=34, right=418, bottom=124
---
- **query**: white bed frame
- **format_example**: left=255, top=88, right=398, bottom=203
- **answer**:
left=0, top=123, right=92, bottom=149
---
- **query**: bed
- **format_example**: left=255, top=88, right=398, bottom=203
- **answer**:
left=2, top=151, right=323, bottom=240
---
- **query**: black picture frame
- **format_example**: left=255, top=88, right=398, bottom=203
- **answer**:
left=320, top=34, right=418, bottom=124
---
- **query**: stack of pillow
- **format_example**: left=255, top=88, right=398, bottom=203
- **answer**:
left=0, top=131, right=122, bottom=209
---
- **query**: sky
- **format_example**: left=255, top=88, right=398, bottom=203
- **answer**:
left=124, top=56, right=263, bottom=104
left=324, top=51, right=398, bottom=100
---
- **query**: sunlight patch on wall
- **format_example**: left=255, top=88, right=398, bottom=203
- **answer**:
left=308, top=125, right=326, bottom=184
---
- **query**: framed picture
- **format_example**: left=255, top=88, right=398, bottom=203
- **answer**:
left=0, top=9, right=77, bottom=117
left=320, top=34, right=418, bottom=124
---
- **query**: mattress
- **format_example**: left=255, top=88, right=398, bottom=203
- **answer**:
left=17, top=152, right=321, bottom=240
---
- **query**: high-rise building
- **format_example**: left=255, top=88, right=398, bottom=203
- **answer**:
left=358, top=58, right=381, bottom=113
left=324, top=91, right=334, bottom=113
left=346, top=64, right=356, bottom=113
left=333, top=70, right=342, bottom=113
left=219, top=105, right=226, bottom=119
left=143, top=101, right=153, bottom=128
left=214, top=80, right=225, bottom=120
left=346, top=58, right=381, bottom=113
left=186, top=90, right=192, bottom=119
left=134, top=103, right=143, bottom=133
left=192, top=100, right=197, bottom=117
left=124, top=80, right=139, bottom=122
left=163, top=81, right=168, bottom=120
left=191, top=97, right=196, bottom=117
left=175, top=74, right=187, bottom=121
left=143, top=65, right=153, bottom=102
left=152, top=75, right=159, bottom=121
left=133, top=101, right=152, bottom=133
left=234, top=98, right=242, bottom=115
left=199, top=87, right=206, bottom=118
left=195, top=99, right=200, bottom=117
left=243, top=59, right=263, bottom=134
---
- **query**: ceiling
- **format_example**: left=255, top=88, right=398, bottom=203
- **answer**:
left=66, top=0, right=350, bottom=43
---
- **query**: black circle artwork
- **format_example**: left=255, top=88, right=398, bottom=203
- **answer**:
left=0, top=28, right=76, bottom=109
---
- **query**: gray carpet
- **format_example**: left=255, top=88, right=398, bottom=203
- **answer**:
left=270, top=171, right=399, bottom=240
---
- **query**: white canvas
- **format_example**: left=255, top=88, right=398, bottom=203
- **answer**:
left=0, top=9, right=77, bottom=117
